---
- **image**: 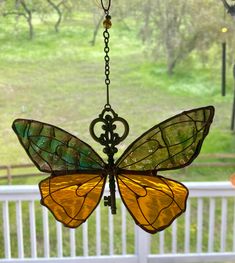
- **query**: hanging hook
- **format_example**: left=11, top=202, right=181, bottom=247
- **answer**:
left=101, top=0, right=111, bottom=13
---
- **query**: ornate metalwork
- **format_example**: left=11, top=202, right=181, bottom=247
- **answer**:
left=89, top=106, right=129, bottom=214
left=89, top=106, right=129, bottom=159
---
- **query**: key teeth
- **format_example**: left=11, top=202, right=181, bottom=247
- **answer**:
left=104, top=196, right=111, bottom=206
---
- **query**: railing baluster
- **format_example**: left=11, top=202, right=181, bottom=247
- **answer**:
left=29, top=201, right=37, bottom=258
left=16, top=200, right=24, bottom=258
left=159, top=230, right=164, bottom=254
left=134, top=225, right=138, bottom=255
left=136, top=227, right=150, bottom=263
left=121, top=203, right=126, bottom=255
left=42, top=207, right=50, bottom=258
left=56, top=221, right=63, bottom=258
left=197, top=198, right=203, bottom=253
left=220, top=197, right=227, bottom=252
left=69, top=229, right=76, bottom=257
left=3, top=201, right=11, bottom=259
left=108, top=208, right=114, bottom=255
left=96, top=205, right=101, bottom=256
left=184, top=198, right=190, bottom=253
left=233, top=199, right=235, bottom=252
left=172, top=220, right=177, bottom=253
left=208, top=198, right=215, bottom=252
left=82, top=222, right=88, bottom=256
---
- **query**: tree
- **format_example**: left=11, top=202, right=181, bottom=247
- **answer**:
left=151, top=0, right=211, bottom=75
left=2, top=0, right=35, bottom=39
left=90, top=12, right=103, bottom=46
left=132, top=0, right=233, bottom=75
left=46, top=0, right=70, bottom=33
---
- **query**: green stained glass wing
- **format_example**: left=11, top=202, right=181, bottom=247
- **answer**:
left=12, top=119, right=105, bottom=173
left=116, top=106, right=214, bottom=172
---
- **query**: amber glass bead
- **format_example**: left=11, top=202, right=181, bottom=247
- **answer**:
left=103, top=19, right=112, bottom=29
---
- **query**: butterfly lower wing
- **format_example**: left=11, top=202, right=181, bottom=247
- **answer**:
left=39, top=173, right=106, bottom=227
left=116, top=173, right=188, bottom=234
left=12, top=119, right=104, bottom=173
left=116, top=106, right=214, bottom=172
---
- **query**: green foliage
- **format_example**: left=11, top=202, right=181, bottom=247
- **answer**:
left=1, top=1, right=235, bottom=73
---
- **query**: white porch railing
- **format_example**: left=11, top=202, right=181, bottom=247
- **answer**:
left=0, top=182, right=235, bottom=263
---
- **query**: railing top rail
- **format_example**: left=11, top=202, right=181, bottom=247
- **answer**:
left=0, top=185, right=40, bottom=201
left=185, top=181, right=232, bottom=189
left=0, top=181, right=233, bottom=192
left=0, top=185, right=38, bottom=194
left=0, top=182, right=234, bottom=200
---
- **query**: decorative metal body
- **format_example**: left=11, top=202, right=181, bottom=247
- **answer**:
left=90, top=106, right=129, bottom=214
left=89, top=0, right=130, bottom=213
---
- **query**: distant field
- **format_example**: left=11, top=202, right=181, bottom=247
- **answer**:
left=0, top=13, right=234, bottom=183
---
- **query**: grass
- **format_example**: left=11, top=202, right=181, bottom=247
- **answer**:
left=0, top=11, right=235, bottom=260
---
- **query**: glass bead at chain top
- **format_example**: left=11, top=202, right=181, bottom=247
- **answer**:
left=103, top=19, right=112, bottom=29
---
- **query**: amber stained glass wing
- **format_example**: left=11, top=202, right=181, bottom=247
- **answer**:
left=116, top=106, right=214, bottom=172
left=12, top=119, right=105, bottom=173
left=39, top=173, right=106, bottom=227
left=116, top=173, right=188, bottom=233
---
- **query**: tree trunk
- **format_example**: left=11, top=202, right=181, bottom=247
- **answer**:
left=140, top=0, right=152, bottom=43
left=47, top=0, right=63, bottom=33
left=91, top=14, right=103, bottom=46
left=167, top=59, right=177, bottom=75
left=20, top=0, right=33, bottom=39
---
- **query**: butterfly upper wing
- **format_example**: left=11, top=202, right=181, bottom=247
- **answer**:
left=116, top=106, right=214, bottom=172
left=116, top=106, right=214, bottom=233
left=116, top=173, right=188, bottom=233
left=40, top=173, right=106, bottom=227
left=12, top=119, right=105, bottom=173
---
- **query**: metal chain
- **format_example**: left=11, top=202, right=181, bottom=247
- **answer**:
left=101, top=0, right=112, bottom=108
left=103, top=27, right=110, bottom=107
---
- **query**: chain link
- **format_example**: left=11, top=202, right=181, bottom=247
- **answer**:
left=100, top=0, right=112, bottom=107
left=103, top=27, right=110, bottom=106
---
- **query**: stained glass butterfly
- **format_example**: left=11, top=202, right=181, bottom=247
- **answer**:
left=12, top=105, right=214, bottom=234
